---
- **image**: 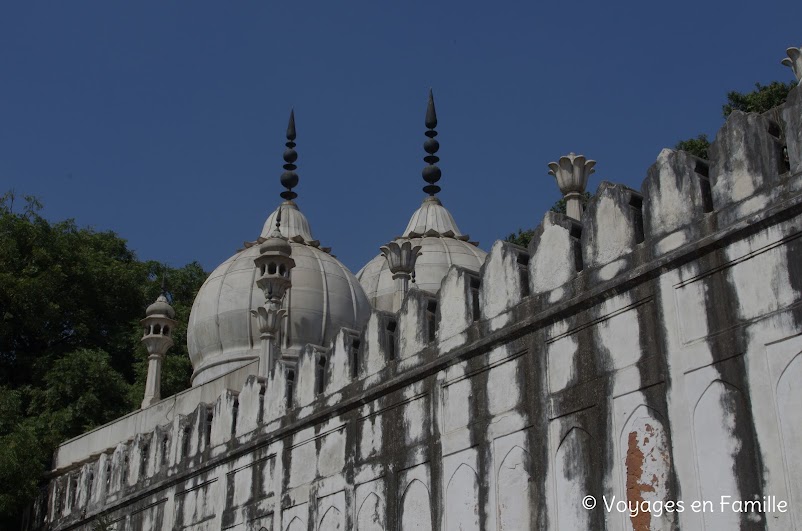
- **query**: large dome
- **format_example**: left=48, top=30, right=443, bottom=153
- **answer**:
left=188, top=201, right=371, bottom=385
left=357, top=196, right=487, bottom=312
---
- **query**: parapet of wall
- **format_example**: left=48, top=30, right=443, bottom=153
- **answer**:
left=39, top=85, right=802, bottom=530
left=51, top=360, right=258, bottom=472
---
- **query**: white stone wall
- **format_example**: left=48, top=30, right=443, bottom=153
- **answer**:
left=37, top=87, right=802, bottom=531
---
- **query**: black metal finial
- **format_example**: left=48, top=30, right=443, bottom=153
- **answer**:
left=276, top=205, right=282, bottom=230
left=280, top=110, right=299, bottom=201
left=422, top=90, right=441, bottom=196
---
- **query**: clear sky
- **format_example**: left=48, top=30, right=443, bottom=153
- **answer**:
left=1, top=1, right=799, bottom=274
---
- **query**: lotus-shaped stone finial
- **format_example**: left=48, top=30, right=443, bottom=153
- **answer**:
left=380, top=240, right=423, bottom=280
left=782, top=46, right=802, bottom=84
left=547, top=153, right=596, bottom=220
left=251, top=305, right=287, bottom=338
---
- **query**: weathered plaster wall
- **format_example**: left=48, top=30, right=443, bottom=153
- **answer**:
left=33, top=86, right=802, bottom=530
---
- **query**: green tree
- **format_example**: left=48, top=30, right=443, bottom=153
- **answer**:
left=675, top=80, right=795, bottom=158
left=30, top=349, right=133, bottom=437
left=722, top=81, right=797, bottom=117
left=0, top=192, right=145, bottom=387
left=0, top=192, right=207, bottom=527
left=550, top=191, right=592, bottom=216
left=675, top=134, right=710, bottom=159
left=0, top=350, right=133, bottom=524
left=505, top=191, right=592, bottom=248
left=0, top=404, right=45, bottom=521
left=504, top=228, right=535, bottom=248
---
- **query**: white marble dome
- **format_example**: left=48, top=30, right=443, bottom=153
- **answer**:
left=187, top=201, right=371, bottom=386
left=357, top=196, right=487, bottom=312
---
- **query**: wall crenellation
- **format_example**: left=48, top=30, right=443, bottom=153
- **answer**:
left=38, top=84, right=802, bottom=530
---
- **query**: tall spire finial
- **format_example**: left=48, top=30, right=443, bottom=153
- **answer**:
left=422, top=90, right=441, bottom=196
left=280, top=110, right=299, bottom=201
left=160, top=272, right=167, bottom=296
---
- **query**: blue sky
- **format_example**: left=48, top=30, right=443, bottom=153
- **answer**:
left=1, top=1, right=799, bottom=274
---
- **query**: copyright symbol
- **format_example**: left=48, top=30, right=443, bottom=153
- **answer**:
left=582, top=495, right=596, bottom=509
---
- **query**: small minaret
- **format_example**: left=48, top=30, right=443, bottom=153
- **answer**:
left=547, top=153, right=596, bottom=220
left=251, top=111, right=298, bottom=377
left=253, top=210, right=295, bottom=377
left=140, top=281, right=177, bottom=408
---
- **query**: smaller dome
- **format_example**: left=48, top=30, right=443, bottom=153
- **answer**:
left=259, top=229, right=292, bottom=256
left=261, top=201, right=314, bottom=242
left=146, top=294, right=175, bottom=318
left=357, top=197, right=487, bottom=312
left=402, top=196, right=464, bottom=237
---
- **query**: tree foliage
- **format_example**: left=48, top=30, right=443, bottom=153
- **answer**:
left=674, top=134, right=710, bottom=159
left=505, top=192, right=592, bottom=248
left=32, top=349, right=133, bottom=436
left=0, top=398, right=44, bottom=520
left=0, top=192, right=207, bottom=527
left=504, top=228, right=535, bottom=248
left=550, top=191, right=592, bottom=216
left=0, top=192, right=143, bottom=386
left=722, top=81, right=797, bottom=117
left=675, top=80, right=795, bottom=158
